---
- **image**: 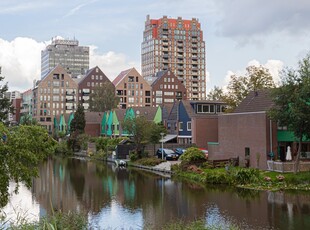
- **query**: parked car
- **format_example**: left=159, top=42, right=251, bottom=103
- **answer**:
left=199, top=148, right=208, bottom=159
left=174, top=148, right=186, bottom=156
left=156, top=148, right=179, bottom=160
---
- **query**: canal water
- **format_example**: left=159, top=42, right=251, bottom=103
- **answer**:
left=2, top=157, right=310, bottom=229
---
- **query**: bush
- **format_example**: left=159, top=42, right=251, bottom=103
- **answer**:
left=91, top=149, right=109, bottom=160
left=54, top=141, right=73, bottom=156
left=233, top=168, right=260, bottom=185
left=129, top=151, right=139, bottom=161
left=77, top=134, right=91, bottom=150
left=180, top=147, right=206, bottom=162
left=135, top=157, right=164, bottom=166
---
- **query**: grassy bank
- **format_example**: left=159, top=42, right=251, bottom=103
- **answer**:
left=2, top=211, right=87, bottom=230
left=173, top=165, right=310, bottom=192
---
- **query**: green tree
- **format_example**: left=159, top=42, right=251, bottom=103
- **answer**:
left=89, top=82, right=119, bottom=112
left=0, top=124, right=57, bottom=207
left=206, top=86, right=226, bottom=101
left=0, top=72, right=14, bottom=122
left=122, top=116, right=153, bottom=158
left=226, top=65, right=275, bottom=111
left=149, top=123, right=167, bottom=155
left=68, top=104, right=86, bottom=151
left=70, top=104, right=85, bottom=134
left=269, top=53, right=310, bottom=173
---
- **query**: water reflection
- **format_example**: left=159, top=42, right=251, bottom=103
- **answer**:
left=3, top=157, right=310, bottom=229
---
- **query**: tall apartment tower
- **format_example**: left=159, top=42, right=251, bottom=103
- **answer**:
left=141, top=15, right=206, bottom=100
left=41, top=37, right=89, bottom=79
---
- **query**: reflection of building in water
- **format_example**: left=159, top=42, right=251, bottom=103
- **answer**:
left=32, top=158, right=81, bottom=214
left=30, top=158, right=310, bottom=229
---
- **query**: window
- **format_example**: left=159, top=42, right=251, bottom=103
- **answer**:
left=197, top=104, right=216, bottom=113
left=245, top=147, right=250, bottom=157
left=155, top=98, right=162, bottom=104
left=155, top=91, right=162, bottom=96
left=187, top=122, right=192, bottom=131
left=179, top=122, right=183, bottom=131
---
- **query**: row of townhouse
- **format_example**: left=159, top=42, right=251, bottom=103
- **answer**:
left=52, top=99, right=227, bottom=149
left=51, top=88, right=310, bottom=171
left=18, top=64, right=187, bottom=132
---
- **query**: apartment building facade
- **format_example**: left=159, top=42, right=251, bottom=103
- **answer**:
left=113, top=67, right=152, bottom=109
left=141, top=15, right=206, bottom=100
left=76, top=66, right=113, bottom=111
left=33, top=65, right=78, bottom=133
left=41, top=38, right=89, bottom=78
left=149, top=70, right=187, bottom=107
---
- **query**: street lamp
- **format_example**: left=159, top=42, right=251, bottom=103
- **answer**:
left=160, top=132, right=165, bottom=160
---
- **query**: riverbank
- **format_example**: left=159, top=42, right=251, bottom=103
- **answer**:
left=173, top=165, right=310, bottom=192
left=81, top=153, right=310, bottom=192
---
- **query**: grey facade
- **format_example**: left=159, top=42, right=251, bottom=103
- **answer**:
left=41, top=38, right=89, bottom=79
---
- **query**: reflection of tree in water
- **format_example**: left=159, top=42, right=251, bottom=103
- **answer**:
left=67, top=158, right=86, bottom=199
left=235, top=188, right=260, bottom=200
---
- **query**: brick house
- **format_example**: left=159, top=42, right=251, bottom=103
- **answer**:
left=208, top=91, right=277, bottom=169
left=148, top=70, right=187, bottom=107
left=33, top=65, right=78, bottom=133
left=113, top=68, right=152, bottom=109
left=76, top=66, right=113, bottom=111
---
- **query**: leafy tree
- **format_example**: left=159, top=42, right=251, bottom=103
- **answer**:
left=206, top=86, right=226, bottom=101
left=225, top=65, right=275, bottom=111
left=89, top=82, right=119, bottom=112
left=0, top=73, right=14, bottom=122
left=269, top=53, right=310, bottom=173
left=68, top=104, right=86, bottom=151
left=70, top=104, right=85, bottom=134
left=19, top=114, right=38, bottom=126
left=0, top=124, right=57, bottom=207
left=122, top=116, right=154, bottom=158
left=149, top=123, right=167, bottom=155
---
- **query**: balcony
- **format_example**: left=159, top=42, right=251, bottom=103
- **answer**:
left=66, top=98, right=75, bottom=102
left=66, top=91, right=76, bottom=95
left=65, top=106, right=75, bottom=110
left=116, top=90, right=124, bottom=96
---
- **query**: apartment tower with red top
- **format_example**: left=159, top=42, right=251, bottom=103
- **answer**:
left=141, top=15, right=206, bottom=100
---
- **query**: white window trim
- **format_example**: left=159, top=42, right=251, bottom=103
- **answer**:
left=187, top=122, right=192, bottom=131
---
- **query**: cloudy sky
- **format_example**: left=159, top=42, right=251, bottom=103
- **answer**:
left=1, top=0, right=310, bottom=92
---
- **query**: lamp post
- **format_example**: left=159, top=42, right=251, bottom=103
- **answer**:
left=160, top=132, right=165, bottom=160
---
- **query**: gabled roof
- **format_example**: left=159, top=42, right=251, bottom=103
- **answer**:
left=167, top=101, right=180, bottom=121
left=132, top=107, right=159, bottom=121
left=151, top=70, right=167, bottom=86
left=85, top=112, right=102, bottom=123
left=112, top=68, right=133, bottom=86
left=114, top=108, right=127, bottom=122
left=78, top=66, right=111, bottom=85
left=233, top=90, right=274, bottom=113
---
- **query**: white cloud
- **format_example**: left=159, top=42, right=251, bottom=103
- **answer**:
left=89, top=45, right=139, bottom=80
left=0, top=37, right=139, bottom=92
left=0, top=37, right=46, bottom=92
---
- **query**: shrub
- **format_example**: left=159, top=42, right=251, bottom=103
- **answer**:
left=135, top=157, right=164, bottom=166
left=233, top=168, right=260, bottom=185
left=180, top=147, right=206, bottom=163
left=129, top=151, right=139, bottom=161
left=54, top=141, right=73, bottom=156
left=77, top=134, right=91, bottom=150
left=205, top=171, right=233, bottom=184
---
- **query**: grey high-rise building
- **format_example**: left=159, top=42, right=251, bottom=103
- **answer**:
left=141, top=15, right=206, bottom=100
left=41, top=38, right=89, bottom=79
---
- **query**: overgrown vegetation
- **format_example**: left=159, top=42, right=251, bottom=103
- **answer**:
left=161, top=219, right=240, bottom=230
left=3, top=210, right=87, bottom=230
left=133, top=157, right=165, bottom=166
